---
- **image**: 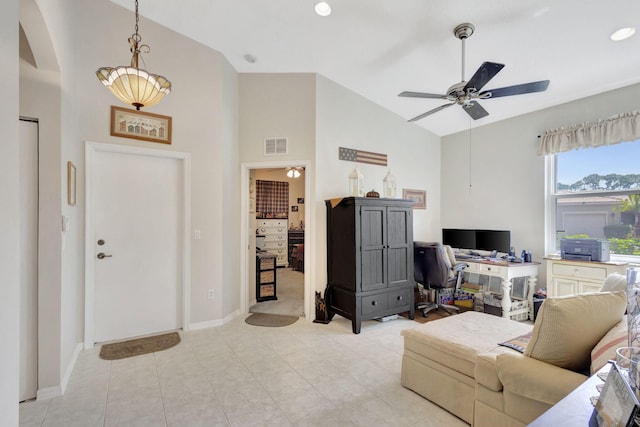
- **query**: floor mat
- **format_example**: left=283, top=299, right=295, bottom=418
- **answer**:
left=99, top=332, right=181, bottom=360
left=245, top=313, right=299, bottom=327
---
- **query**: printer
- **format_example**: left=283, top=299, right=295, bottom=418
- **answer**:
left=560, top=238, right=610, bottom=262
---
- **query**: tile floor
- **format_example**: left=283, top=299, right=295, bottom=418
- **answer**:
left=250, top=269, right=304, bottom=317
left=19, top=315, right=468, bottom=427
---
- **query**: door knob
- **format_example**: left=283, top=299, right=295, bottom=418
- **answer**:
left=97, top=253, right=112, bottom=259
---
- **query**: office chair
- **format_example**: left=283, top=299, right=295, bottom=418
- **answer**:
left=413, top=241, right=467, bottom=317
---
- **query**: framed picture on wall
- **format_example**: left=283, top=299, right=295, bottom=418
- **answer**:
left=297, top=197, right=304, bottom=204
left=110, top=105, right=172, bottom=144
left=291, top=205, right=299, bottom=212
left=402, top=188, right=426, bottom=209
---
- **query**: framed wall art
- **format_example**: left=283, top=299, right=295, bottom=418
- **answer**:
left=67, top=161, right=76, bottom=206
left=402, top=188, right=426, bottom=209
left=110, top=105, right=172, bottom=144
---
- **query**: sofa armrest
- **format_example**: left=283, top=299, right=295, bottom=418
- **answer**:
left=497, top=352, right=588, bottom=405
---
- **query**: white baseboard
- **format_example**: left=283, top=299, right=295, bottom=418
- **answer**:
left=36, top=385, right=61, bottom=401
left=36, top=342, right=83, bottom=401
left=189, top=310, right=241, bottom=330
left=61, top=343, right=83, bottom=394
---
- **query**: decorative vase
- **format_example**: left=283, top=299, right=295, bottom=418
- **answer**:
left=366, top=189, right=380, bottom=198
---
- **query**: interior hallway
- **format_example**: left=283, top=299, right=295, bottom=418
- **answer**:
left=250, top=268, right=305, bottom=317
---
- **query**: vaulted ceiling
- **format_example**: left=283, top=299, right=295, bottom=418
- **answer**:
left=111, top=0, right=640, bottom=136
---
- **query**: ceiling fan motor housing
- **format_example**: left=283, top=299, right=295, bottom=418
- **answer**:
left=454, top=23, right=475, bottom=39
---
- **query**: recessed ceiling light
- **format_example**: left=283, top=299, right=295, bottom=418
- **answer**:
left=610, top=27, right=636, bottom=41
left=314, top=2, right=331, bottom=17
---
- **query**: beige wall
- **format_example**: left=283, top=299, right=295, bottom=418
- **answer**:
left=441, top=82, right=640, bottom=286
left=314, top=74, right=442, bottom=294
left=17, top=0, right=241, bottom=399
left=1, top=0, right=20, bottom=423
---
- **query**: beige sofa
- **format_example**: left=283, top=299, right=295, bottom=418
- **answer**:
left=401, top=277, right=628, bottom=426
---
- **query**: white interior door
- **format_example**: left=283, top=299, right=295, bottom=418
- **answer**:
left=19, top=119, right=38, bottom=401
left=93, top=149, right=183, bottom=343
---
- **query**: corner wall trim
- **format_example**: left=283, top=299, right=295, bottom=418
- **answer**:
left=189, top=310, right=241, bottom=330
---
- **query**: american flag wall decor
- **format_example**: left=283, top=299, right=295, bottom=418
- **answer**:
left=338, top=147, right=387, bottom=166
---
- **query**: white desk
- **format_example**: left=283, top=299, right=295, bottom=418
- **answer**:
left=464, top=259, right=540, bottom=320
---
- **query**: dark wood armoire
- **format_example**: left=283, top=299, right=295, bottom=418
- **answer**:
left=325, top=197, right=415, bottom=333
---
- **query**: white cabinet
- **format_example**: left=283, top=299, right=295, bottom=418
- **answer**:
left=257, top=219, right=288, bottom=267
left=545, top=258, right=629, bottom=297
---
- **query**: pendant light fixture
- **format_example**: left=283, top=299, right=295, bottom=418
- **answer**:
left=96, top=0, right=171, bottom=110
left=286, top=167, right=303, bottom=179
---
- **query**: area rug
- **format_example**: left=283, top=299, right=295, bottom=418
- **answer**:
left=400, top=310, right=450, bottom=324
left=245, top=313, right=299, bottom=327
left=99, top=332, right=181, bottom=360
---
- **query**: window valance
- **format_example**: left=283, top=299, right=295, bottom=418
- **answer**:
left=537, top=110, right=640, bottom=156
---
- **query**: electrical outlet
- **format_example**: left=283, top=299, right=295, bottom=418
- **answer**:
left=208, top=289, right=214, bottom=299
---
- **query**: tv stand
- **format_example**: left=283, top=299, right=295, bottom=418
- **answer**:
left=465, top=259, right=539, bottom=320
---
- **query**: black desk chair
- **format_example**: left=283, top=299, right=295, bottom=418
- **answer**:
left=414, top=241, right=467, bottom=317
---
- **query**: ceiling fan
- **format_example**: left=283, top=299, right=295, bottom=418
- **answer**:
left=399, top=23, right=550, bottom=122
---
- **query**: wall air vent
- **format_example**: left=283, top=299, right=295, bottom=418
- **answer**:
left=264, top=137, right=288, bottom=156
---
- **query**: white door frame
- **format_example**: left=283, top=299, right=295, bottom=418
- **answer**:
left=84, top=141, right=191, bottom=348
left=240, top=161, right=313, bottom=320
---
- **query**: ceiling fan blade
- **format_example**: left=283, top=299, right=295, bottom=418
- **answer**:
left=408, top=103, right=455, bottom=122
left=464, top=62, right=505, bottom=92
left=463, top=101, right=489, bottom=120
left=398, top=91, right=448, bottom=99
left=479, top=80, right=550, bottom=98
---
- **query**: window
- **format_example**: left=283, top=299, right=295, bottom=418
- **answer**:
left=550, top=139, right=640, bottom=259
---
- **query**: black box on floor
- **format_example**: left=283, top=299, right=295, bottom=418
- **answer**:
left=533, top=297, right=546, bottom=321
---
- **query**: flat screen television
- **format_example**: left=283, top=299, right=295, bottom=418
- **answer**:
left=442, top=228, right=511, bottom=254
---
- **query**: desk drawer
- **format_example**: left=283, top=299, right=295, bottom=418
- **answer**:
left=478, top=264, right=502, bottom=275
left=362, top=294, right=388, bottom=315
left=552, top=263, right=606, bottom=281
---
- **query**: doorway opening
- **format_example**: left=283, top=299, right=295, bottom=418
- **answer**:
left=250, top=167, right=305, bottom=316
left=241, top=161, right=311, bottom=320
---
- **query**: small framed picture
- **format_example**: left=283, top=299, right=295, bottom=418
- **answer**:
left=402, top=188, right=426, bottom=210
left=291, top=205, right=299, bottom=212
left=297, top=197, right=304, bottom=204
left=67, top=161, right=76, bottom=206
left=110, top=105, right=172, bottom=144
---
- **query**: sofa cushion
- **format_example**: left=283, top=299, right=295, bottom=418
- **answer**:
left=600, top=273, right=627, bottom=293
left=590, top=317, right=628, bottom=375
left=524, top=291, right=627, bottom=372
left=401, top=311, right=531, bottom=378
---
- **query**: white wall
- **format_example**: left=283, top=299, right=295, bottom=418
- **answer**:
left=441, top=82, right=640, bottom=285
left=18, top=0, right=241, bottom=399
left=1, top=0, right=20, bottom=423
left=71, top=0, right=240, bottom=325
left=314, top=74, right=441, bottom=293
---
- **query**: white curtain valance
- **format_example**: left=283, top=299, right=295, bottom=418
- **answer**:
left=537, top=110, right=640, bottom=156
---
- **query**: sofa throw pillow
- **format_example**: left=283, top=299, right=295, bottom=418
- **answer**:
left=590, top=317, right=628, bottom=375
left=524, top=291, right=627, bottom=373
left=600, top=273, right=627, bottom=293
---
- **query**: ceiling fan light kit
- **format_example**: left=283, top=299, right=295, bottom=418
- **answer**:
left=399, top=23, right=550, bottom=122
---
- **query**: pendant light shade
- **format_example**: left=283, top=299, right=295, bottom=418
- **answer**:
left=96, top=0, right=171, bottom=110
left=96, top=66, right=171, bottom=110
